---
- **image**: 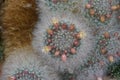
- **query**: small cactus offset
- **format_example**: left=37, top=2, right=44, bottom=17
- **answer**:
left=60, top=70, right=76, bottom=80
left=107, top=60, right=120, bottom=80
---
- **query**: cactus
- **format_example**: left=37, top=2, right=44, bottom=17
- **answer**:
left=60, top=70, right=76, bottom=80
left=107, top=60, right=120, bottom=80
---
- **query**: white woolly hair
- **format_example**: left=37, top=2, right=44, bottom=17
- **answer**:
left=1, top=48, right=59, bottom=80
left=33, top=0, right=95, bottom=72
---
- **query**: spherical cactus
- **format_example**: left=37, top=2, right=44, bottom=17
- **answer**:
left=84, top=0, right=119, bottom=26
left=33, top=8, right=94, bottom=73
left=1, top=49, right=57, bottom=80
